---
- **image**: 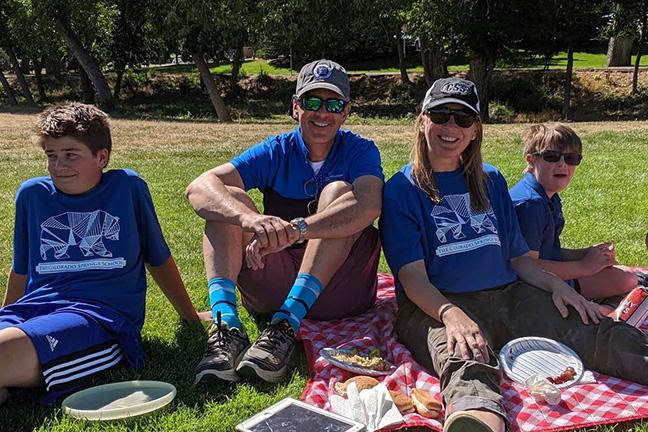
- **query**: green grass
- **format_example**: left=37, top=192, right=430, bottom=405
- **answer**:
left=0, top=115, right=647, bottom=431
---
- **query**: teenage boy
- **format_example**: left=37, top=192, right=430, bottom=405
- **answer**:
left=0, top=103, right=198, bottom=405
left=509, top=122, right=646, bottom=309
left=187, top=59, right=383, bottom=384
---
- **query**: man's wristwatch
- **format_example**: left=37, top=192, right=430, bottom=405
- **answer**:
left=290, top=217, right=308, bottom=243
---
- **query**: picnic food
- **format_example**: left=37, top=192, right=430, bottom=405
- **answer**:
left=389, top=390, right=415, bottom=414
left=330, top=348, right=392, bottom=372
left=411, top=389, right=442, bottom=418
left=547, top=366, right=576, bottom=385
left=334, top=376, right=380, bottom=396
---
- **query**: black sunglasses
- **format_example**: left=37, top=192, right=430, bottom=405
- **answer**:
left=533, top=150, right=582, bottom=166
left=299, top=96, right=347, bottom=114
left=425, top=108, right=477, bottom=128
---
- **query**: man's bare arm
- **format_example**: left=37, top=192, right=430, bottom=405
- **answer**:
left=3, top=271, right=27, bottom=306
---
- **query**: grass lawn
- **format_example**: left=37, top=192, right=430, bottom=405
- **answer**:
left=0, top=113, right=647, bottom=431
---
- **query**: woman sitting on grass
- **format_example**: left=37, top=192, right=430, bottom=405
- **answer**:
left=379, top=77, right=648, bottom=432
left=509, top=123, right=646, bottom=312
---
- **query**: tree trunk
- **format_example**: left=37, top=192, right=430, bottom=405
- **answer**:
left=420, top=36, right=447, bottom=87
left=114, top=64, right=125, bottom=100
left=55, top=18, right=114, bottom=111
left=396, top=31, right=411, bottom=85
left=633, top=0, right=648, bottom=94
left=33, top=59, right=48, bottom=101
left=0, top=70, right=18, bottom=105
left=606, top=36, right=634, bottom=67
left=192, top=51, right=232, bottom=122
left=79, top=67, right=95, bottom=104
left=230, top=46, right=243, bottom=96
left=468, top=50, right=495, bottom=122
left=563, top=42, right=574, bottom=119
left=7, top=47, right=35, bottom=105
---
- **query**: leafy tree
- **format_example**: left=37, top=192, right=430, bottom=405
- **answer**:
left=606, top=0, right=642, bottom=66
left=0, top=53, right=18, bottom=105
left=0, top=0, right=36, bottom=105
left=633, top=0, right=648, bottom=93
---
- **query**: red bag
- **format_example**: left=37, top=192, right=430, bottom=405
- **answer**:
left=609, top=286, right=648, bottom=327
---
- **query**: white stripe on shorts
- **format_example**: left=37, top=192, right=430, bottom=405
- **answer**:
left=43, top=344, right=123, bottom=391
left=43, top=343, right=120, bottom=379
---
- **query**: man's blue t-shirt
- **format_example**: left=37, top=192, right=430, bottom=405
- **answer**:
left=231, top=127, right=383, bottom=222
left=12, top=169, right=170, bottom=334
left=509, top=172, right=565, bottom=261
left=380, top=163, right=529, bottom=294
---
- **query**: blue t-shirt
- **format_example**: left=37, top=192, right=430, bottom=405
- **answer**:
left=380, top=163, right=529, bottom=294
left=231, top=127, right=383, bottom=222
left=509, top=172, right=565, bottom=261
left=12, top=169, right=170, bottom=332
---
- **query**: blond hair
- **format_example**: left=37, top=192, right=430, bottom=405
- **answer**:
left=410, top=113, right=489, bottom=212
left=523, top=122, right=582, bottom=173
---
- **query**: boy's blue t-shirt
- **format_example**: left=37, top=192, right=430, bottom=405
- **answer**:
left=380, top=163, right=529, bottom=294
left=509, top=172, right=565, bottom=261
left=231, top=127, right=383, bottom=221
left=12, top=169, right=170, bottom=331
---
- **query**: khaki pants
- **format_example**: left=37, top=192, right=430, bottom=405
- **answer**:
left=395, top=281, right=648, bottom=420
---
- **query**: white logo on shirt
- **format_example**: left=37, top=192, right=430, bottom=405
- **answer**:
left=431, top=193, right=500, bottom=257
left=36, top=210, right=125, bottom=274
left=46, top=335, right=59, bottom=352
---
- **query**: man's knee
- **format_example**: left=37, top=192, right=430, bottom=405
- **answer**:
left=0, top=327, right=41, bottom=387
left=317, top=181, right=352, bottom=209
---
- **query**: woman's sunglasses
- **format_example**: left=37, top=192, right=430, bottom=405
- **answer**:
left=425, top=108, right=477, bottom=128
left=299, top=96, right=347, bottom=114
left=533, top=150, right=582, bottom=166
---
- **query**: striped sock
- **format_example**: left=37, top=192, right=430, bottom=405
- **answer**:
left=272, top=273, right=323, bottom=333
left=208, top=277, right=241, bottom=330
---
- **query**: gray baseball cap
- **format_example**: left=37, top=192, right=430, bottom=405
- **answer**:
left=422, top=77, right=480, bottom=115
left=295, top=59, right=350, bottom=101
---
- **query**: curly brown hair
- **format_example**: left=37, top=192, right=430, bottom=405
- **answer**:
left=34, top=102, right=112, bottom=155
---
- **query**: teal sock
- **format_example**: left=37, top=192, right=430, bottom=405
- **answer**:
left=272, top=273, right=323, bottom=333
left=208, top=277, right=241, bottom=330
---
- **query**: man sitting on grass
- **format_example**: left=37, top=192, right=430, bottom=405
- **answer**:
left=0, top=103, right=199, bottom=405
left=187, top=59, right=383, bottom=384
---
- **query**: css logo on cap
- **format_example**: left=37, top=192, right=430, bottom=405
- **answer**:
left=442, top=82, right=472, bottom=96
left=314, top=64, right=332, bottom=79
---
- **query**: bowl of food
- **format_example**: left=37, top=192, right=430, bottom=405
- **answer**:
left=320, top=347, right=396, bottom=376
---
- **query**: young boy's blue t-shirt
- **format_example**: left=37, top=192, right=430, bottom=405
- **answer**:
left=509, top=172, right=565, bottom=261
left=380, top=163, right=529, bottom=295
left=12, top=169, right=170, bottom=333
left=231, top=127, right=383, bottom=221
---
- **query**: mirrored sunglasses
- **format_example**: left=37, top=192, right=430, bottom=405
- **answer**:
left=534, top=150, right=582, bottom=166
left=425, top=108, right=477, bottom=128
left=299, top=96, right=347, bottom=113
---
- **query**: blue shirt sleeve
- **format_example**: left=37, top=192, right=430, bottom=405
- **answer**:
left=347, top=138, right=384, bottom=183
left=12, top=186, right=28, bottom=275
left=379, top=174, right=425, bottom=277
left=495, top=172, right=529, bottom=259
left=513, top=198, right=548, bottom=252
left=133, top=177, right=171, bottom=266
left=230, top=138, right=274, bottom=191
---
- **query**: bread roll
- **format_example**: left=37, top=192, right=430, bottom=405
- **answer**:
left=411, top=388, right=442, bottom=418
left=334, top=375, right=380, bottom=396
left=389, top=390, right=415, bottom=414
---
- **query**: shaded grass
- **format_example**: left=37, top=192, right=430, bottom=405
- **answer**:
left=0, top=114, right=647, bottom=431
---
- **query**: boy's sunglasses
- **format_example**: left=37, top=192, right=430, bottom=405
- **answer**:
left=533, top=150, right=582, bottom=166
left=425, top=108, right=477, bottom=128
left=299, top=96, right=347, bottom=113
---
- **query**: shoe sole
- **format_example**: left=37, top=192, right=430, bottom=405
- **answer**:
left=194, top=344, right=250, bottom=385
left=443, top=412, right=494, bottom=432
left=236, top=359, right=288, bottom=383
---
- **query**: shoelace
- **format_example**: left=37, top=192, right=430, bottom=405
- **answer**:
left=207, top=311, right=236, bottom=352
left=257, top=322, right=292, bottom=351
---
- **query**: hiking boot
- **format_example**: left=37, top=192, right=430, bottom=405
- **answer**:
left=236, top=319, right=296, bottom=383
left=443, top=411, right=495, bottom=432
left=195, top=313, right=250, bottom=384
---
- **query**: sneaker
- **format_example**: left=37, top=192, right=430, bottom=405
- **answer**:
left=195, top=313, right=250, bottom=384
left=236, top=319, right=296, bottom=383
left=637, top=270, right=648, bottom=287
left=443, top=411, right=495, bottom=432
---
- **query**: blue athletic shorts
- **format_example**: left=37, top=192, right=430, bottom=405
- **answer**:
left=0, top=302, right=127, bottom=403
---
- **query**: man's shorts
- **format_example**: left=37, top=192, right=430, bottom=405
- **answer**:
left=0, top=302, right=126, bottom=403
left=238, top=226, right=381, bottom=320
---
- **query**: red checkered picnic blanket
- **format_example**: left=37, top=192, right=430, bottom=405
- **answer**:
left=298, top=272, right=648, bottom=432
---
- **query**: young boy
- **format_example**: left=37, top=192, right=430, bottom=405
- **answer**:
left=509, top=122, right=644, bottom=309
left=0, top=103, right=199, bottom=405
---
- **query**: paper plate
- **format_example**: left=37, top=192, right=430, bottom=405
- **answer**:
left=62, top=380, right=176, bottom=420
left=320, top=347, right=396, bottom=376
left=499, top=337, right=584, bottom=389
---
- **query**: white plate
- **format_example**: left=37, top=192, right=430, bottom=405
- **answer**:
left=320, top=347, right=396, bottom=376
left=499, top=337, right=584, bottom=389
left=62, top=380, right=176, bottom=420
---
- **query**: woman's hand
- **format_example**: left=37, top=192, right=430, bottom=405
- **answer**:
left=551, top=283, right=603, bottom=325
left=441, top=306, right=490, bottom=362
